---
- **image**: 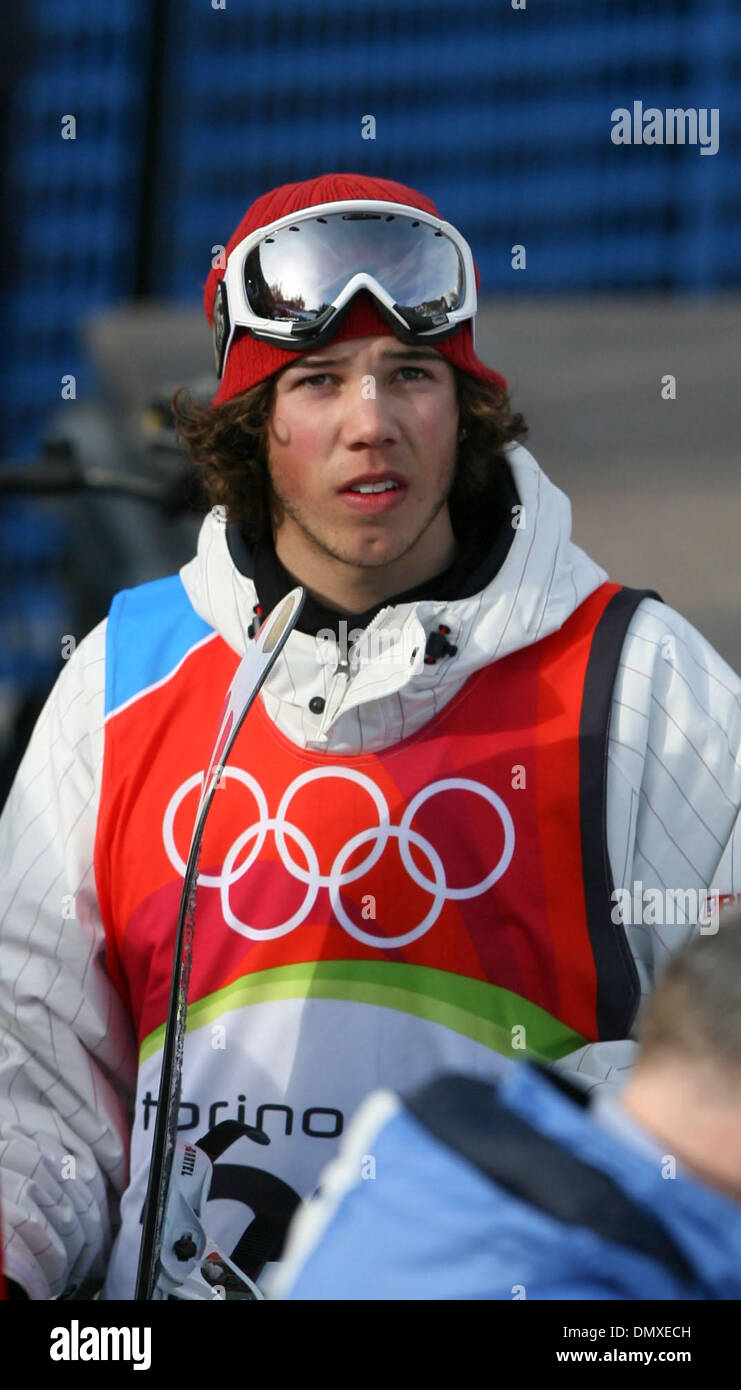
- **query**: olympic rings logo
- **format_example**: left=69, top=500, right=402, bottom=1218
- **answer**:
left=163, top=767, right=515, bottom=950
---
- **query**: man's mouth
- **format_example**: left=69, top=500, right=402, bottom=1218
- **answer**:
left=338, top=472, right=409, bottom=514
left=340, top=471, right=406, bottom=495
left=345, top=480, right=401, bottom=495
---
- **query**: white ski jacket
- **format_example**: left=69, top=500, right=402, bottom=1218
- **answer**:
left=1, top=442, right=740, bottom=1299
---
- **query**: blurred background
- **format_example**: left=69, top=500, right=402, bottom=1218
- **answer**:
left=1, top=0, right=739, bottom=800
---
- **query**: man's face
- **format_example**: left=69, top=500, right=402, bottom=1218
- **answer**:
left=267, top=336, right=459, bottom=584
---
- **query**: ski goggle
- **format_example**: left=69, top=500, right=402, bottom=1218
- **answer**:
left=212, top=199, right=478, bottom=377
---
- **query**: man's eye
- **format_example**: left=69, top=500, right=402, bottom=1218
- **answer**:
left=397, top=367, right=428, bottom=380
left=299, top=373, right=333, bottom=388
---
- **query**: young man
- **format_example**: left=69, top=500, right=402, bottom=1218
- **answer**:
left=272, top=906, right=741, bottom=1301
left=1, top=172, right=740, bottom=1300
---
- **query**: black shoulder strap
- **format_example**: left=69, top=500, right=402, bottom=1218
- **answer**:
left=405, top=1069, right=695, bottom=1285
left=580, top=584, right=663, bottom=1039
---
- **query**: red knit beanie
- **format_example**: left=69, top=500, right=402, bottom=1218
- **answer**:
left=204, top=173, right=507, bottom=404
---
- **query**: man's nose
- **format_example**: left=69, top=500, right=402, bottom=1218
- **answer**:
left=340, top=384, right=402, bottom=449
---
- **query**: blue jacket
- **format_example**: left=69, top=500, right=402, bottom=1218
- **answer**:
left=274, top=1062, right=741, bottom=1300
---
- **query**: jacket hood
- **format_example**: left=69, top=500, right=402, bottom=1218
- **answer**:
left=179, top=443, right=609, bottom=752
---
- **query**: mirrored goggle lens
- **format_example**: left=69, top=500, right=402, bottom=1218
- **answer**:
left=243, top=211, right=465, bottom=324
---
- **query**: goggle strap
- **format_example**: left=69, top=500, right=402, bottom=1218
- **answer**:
left=212, top=280, right=232, bottom=378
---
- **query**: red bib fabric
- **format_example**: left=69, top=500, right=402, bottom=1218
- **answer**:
left=96, top=581, right=648, bottom=1058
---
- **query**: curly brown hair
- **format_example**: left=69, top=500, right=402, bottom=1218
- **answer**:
left=173, top=366, right=528, bottom=543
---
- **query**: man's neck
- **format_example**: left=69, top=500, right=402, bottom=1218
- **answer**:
left=619, top=1062, right=741, bottom=1204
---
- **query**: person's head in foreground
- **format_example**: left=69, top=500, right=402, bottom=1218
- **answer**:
left=271, top=903, right=741, bottom=1300
left=175, top=172, right=526, bottom=614
left=617, top=902, right=741, bottom=1206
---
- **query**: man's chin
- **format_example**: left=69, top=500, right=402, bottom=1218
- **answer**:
left=280, top=501, right=453, bottom=576
left=335, top=539, right=419, bottom=571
